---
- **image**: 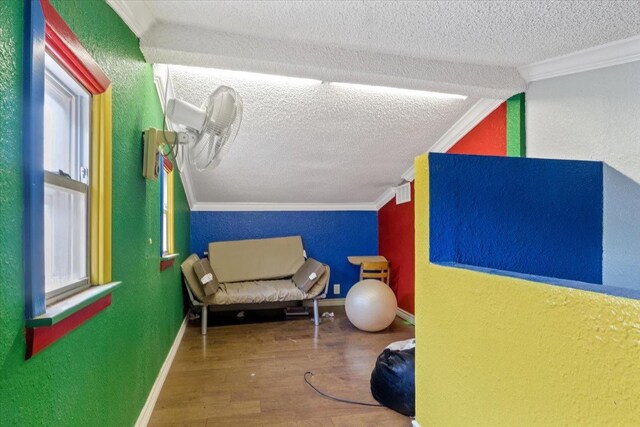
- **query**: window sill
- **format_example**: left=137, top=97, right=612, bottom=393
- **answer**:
left=161, top=253, right=179, bottom=261
left=25, top=282, right=121, bottom=359
left=27, top=281, right=122, bottom=327
left=160, top=253, right=179, bottom=272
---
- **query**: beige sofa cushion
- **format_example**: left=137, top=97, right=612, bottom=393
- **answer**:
left=203, top=266, right=330, bottom=305
left=210, top=280, right=303, bottom=305
left=208, top=236, right=305, bottom=283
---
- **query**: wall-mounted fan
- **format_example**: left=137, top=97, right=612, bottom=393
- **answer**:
left=142, top=86, right=243, bottom=179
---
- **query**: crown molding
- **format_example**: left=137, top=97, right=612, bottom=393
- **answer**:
left=401, top=165, right=416, bottom=183
left=399, top=98, right=503, bottom=182
left=191, top=202, right=378, bottom=212
left=152, top=64, right=171, bottom=114
left=107, top=0, right=155, bottom=38
left=152, top=65, right=197, bottom=209
left=518, top=35, right=640, bottom=83
left=429, top=98, right=503, bottom=153
left=374, top=188, right=396, bottom=210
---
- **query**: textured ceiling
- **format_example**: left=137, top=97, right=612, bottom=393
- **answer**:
left=145, top=1, right=640, bottom=66
left=168, top=65, right=475, bottom=205
left=137, top=1, right=640, bottom=99
left=112, top=0, right=640, bottom=206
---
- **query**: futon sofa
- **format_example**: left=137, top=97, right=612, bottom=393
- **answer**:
left=182, top=236, right=330, bottom=334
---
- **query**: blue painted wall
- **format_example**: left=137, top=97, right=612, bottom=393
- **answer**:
left=429, top=153, right=603, bottom=284
left=191, top=211, right=378, bottom=298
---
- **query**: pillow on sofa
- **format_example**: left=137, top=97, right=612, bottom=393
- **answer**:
left=292, top=258, right=326, bottom=293
left=193, top=258, right=220, bottom=296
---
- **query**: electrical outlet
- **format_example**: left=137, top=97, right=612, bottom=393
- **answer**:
left=333, top=284, right=340, bottom=295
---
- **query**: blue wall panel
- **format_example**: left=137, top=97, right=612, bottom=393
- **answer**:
left=429, top=153, right=603, bottom=284
left=23, top=0, right=47, bottom=318
left=191, top=211, right=378, bottom=298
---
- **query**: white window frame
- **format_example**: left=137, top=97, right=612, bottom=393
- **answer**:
left=160, top=155, right=170, bottom=256
left=43, top=53, right=92, bottom=305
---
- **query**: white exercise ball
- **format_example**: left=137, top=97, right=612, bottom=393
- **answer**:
left=345, top=279, right=398, bottom=332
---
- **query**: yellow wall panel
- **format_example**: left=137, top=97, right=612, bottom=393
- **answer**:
left=414, top=154, right=640, bottom=426
left=90, top=86, right=112, bottom=284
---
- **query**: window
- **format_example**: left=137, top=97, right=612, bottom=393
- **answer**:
left=43, top=53, right=91, bottom=303
left=23, top=0, right=117, bottom=358
left=160, top=154, right=175, bottom=257
left=24, top=0, right=113, bottom=322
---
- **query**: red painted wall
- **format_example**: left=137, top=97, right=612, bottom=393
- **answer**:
left=378, top=182, right=415, bottom=313
left=378, top=102, right=506, bottom=314
left=447, top=103, right=507, bottom=155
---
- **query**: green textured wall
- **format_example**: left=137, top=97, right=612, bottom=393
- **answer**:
left=506, top=92, right=526, bottom=157
left=0, top=1, right=190, bottom=425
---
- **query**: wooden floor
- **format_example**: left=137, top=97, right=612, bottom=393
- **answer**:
left=149, top=307, right=415, bottom=427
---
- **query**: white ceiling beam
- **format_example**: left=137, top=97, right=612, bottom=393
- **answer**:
left=141, top=24, right=525, bottom=100
left=374, top=188, right=397, bottom=211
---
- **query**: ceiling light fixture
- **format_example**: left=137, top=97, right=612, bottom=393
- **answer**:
left=329, top=81, right=467, bottom=99
left=192, top=66, right=322, bottom=86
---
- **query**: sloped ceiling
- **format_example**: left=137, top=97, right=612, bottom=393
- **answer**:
left=108, top=0, right=640, bottom=208
left=168, top=65, right=475, bottom=207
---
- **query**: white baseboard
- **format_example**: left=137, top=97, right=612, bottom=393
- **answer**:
left=319, top=297, right=345, bottom=307
left=396, top=307, right=415, bottom=324
left=411, top=420, right=421, bottom=427
left=135, top=316, right=187, bottom=427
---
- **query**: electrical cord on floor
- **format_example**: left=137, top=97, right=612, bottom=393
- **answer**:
left=303, top=371, right=384, bottom=407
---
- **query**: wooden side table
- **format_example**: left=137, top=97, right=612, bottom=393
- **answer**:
left=347, top=255, right=389, bottom=265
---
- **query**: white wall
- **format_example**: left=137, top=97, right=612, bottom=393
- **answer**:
left=527, top=61, right=640, bottom=290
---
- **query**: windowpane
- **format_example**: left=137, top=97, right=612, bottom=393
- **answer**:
left=162, top=211, right=168, bottom=254
left=44, top=183, right=87, bottom=293
left=161, top=163, right=169, bottom=254
left=44, top=54, right=90, bottom=182
left=43, top=53, right=91, bottom=298
left=44, top=84, right=74, bottom=175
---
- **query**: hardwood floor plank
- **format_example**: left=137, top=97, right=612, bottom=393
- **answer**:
left=148, top=421, right=206, bottom=427
left=151, top=307, right=413, bottom=426
left=261, top=417, right=336, bottom=427
left=331, top=411, right=410, bottom=427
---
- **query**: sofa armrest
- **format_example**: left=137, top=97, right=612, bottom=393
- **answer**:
left=309, top=265, right=330, bottom=299
left=183, top=277, right=205, bottom=307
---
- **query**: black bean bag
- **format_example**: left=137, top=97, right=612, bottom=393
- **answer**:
left=370, top=347, right=415, bottom=416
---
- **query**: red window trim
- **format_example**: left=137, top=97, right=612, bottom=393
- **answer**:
left=40, top=0, right=110, bottom=94
left=25, top=295, right=112, bottom=359
left=160, top=258, right=176, bottom=271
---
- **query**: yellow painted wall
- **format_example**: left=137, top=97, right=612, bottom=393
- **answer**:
left=414, top=153, right=640, bottom=426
